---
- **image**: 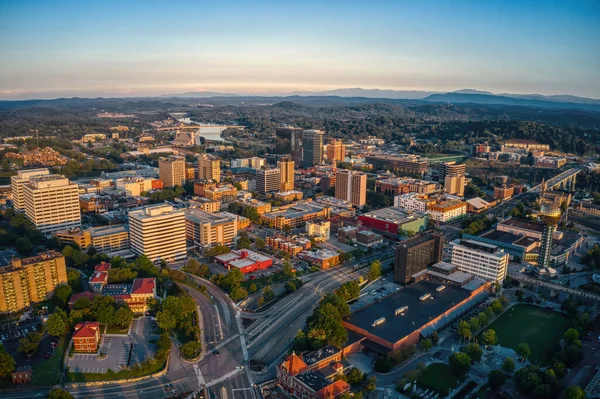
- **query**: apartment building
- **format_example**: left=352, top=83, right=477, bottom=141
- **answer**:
left=306, top=220, right=331, bottom=240
left=394, top=193, right=430, bottom=213
left=204, top=184, right=238, bottom=204
left=450, top=239, right=509, bottom=284
left=234, top=198, right=272, bottom=214
left=116, top=177, right=160, bottom=196
left=159, top=156, right=186, bottom=188
left=335, top=169, right=366, bottom=208
left=189, top=197, right=221, bottom=213
left=394, top=232, right=444, bottom=284
left=437, top=161, right=466, bottom=183
left=129, top=204, right=186, bottom=262
left=278, top=158, right=295, bottom=191
left=23, top=174, right=81, bottom=236
left=444, top=174, right=466, bottom=196
left=427, top=200, right=467, bottom=223
left=261, top=202, right=331, bottom=229
left=198, top=154, right=221, bottom=182
left=375, top=178, right=439, bottom=196
left=10, top=168, right=51, bottom=212
left=256, top=168, right=281, bottom=194
left=0, top=251, right=68, bottom=313
left=185, top=208, right=238, bottom=248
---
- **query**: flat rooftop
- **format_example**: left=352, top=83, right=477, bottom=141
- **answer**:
left=185, top=208, right=236, bottom=225
left=362, top=207, right=426, bottom=224
left=498, top=218, right=544, bottom=233
left=345, top=281, right=471, bottom=344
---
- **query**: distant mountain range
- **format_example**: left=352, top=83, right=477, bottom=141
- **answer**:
left=161, top=88, right=600, bottom=108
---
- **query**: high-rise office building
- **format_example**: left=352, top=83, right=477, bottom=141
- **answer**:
left=198, top=154, right=221, bottom=182
left=302, top=130, right=325, bottom=167
left=450, top=239, right=508, bottom=284
left=335, top=169, right=367, bottom=208
left=394, top=232, right=444, bottom=284
left=159, top=156, right=186, bottom=188
left=278, top=158, right=295, bottom=191
left=129, top=204, right=186, bottom=262
left=10, top=168, right=50, bottom=213
left=539, top=202, right=562, bottom=268
left=23, top=174, right=81, bottom=236
left=275, top=127, right=303, bottom=164
left=326, top=139, right=346, bottom=164
left=444, top=174, right=466, bottom=196
left=0, top=251, right=68, bottom=313
left=256, top=168, right=281, bottom=194
left=437, top=161, right=466, bottom=183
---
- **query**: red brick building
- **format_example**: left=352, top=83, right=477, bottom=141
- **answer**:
left=73, top=321, right=101, bottom=353
left=277, top=346, right=351, bottom=399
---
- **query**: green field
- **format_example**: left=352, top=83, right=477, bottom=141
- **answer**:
left=484, top=304, right=571, bottom=365
left=418, top=363, right=460, bottom=395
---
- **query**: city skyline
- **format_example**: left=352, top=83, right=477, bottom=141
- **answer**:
left=1, top=0, right=599, bottom=100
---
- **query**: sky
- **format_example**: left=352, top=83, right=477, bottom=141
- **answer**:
left=0, top=0, right=599, bottom=100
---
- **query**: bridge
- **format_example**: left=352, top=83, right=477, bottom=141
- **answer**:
left=508, top=271, right=600, bottom=303
left=529, top=167, right=582, bottom=193
left=156, top=124, right=245, bottom=132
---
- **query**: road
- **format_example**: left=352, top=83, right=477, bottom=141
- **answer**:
left=508, top=271, right=600, bottom=302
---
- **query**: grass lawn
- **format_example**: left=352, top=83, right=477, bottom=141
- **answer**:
left=418, top=363, right=460, bottom=395
left=66, top=357, right=166, bottom=382
left=483, top=304, right=571, bottom=365
left=104, top=324, right=129, bottom=335
left=32, top=335, right=67, bottom=386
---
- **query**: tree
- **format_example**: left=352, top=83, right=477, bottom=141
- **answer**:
left=464, top=343, right=483, bottom=363
left=18, top=332, right=42, bottom=356
left=457, top=320, right=472, bottom=341
left=237, top=235, right=251, bottom=249
left=52, top=284, right=73, bottom=309
left=285, top=280, right=298, bottom=293
left=490, top=300, right=503, bottom=314
left=180, top=341, right=202, bottom=359
left=95, top=303, right=115, bottom=325
left=488, top=370, right=507, bottom=390
left=367, top=260, right=381, bottom=281
left=0, top=347, right=16, bottom=378
left=482, top=329, right=497, bottom=346
left=48, top=388, right=74, bottom=399
left=552, top=361, right=566, bottom=379
left=469, top=317, right=480, bottom=332
left=564, top=386, right=586, bottom=399
left=46, top=313, right=67, bottom=337
left=67, top=269, right=83, bottom=292
left=420, top=339, right=432, bottom=351
left=516, top=342, right=531, bottom=359
left=449, top=352, right=471, bottom=378
left=564, top=328, right=579, bottom=344
left=365, top=376, right=377, bottom=392
left=15, top=237, right=33, bottom=255
left=477, top=312, right=488, bottom=327
left=156, top=311, right=176, bottom=330
left=502, top=357, right=516, bottom=374
left=230, top=286, right=248, bottom=301
left=255, top=238, right=266, bottom=249
left=249, top=283, right=258, bottom=293
left=162, top=296, right=184, bottom=321
left=282, top=260, right=295, bottom=278
left=114, top=307, right=133, bottom=329
left=346, top=367, right=364, bottom=384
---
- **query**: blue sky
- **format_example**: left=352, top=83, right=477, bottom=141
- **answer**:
left=1, top=0, right=599, bottom=99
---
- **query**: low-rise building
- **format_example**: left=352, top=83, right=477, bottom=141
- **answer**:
left=299, top=249, right=341, bottom=269
left=189, top=196, right=221, bottom=213
left=73, top=321, right=101, bottom=353
left=261, top=202, right=331, bottom=229
left=277, top=346, right=350, bottom=399
left=306, top=220, right=331, bottom=241
left=102, top=278, right=156, bottom=313
left=234, top=198, right=272, bottom=215
left=359, top=207, right=429, bottom=236
left=54, top=225, right=130, bottom=255
left=376, top=178, right=439, bottom=196
left=426, top=199, right=466, bottom=223
left=450, top=239, right=509, bottom=284
left=274, top=190, right=303, bottom=202
left=494, top=186, right=515, bottom=200
left=11, top=365, right=32, bottom=384
left=214, top=250, right=273, bottom=273
left=356, top=230, right=383, bottom=248
left=266, top=235, right=311, bottom=256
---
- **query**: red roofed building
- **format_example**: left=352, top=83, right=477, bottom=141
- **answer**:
left=73, top=321, right=101, bottom=353
left=101, top=278, right=157, bottom=314
left=94, top=262, right=111, bottom=272
left=68, top=292, right=98, bottom=310
left=277, top=346, right=350, bottom=399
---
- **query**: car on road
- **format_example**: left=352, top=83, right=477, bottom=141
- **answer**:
left=44, top=352, right=52, bottom=359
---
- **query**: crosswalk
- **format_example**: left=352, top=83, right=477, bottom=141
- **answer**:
left=205, top=368, right=244, bottom=388
left=585, top=369, right=600, bottom=394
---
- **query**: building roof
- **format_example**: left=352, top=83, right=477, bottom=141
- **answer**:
left=498, top=218, right=544, bottom=233
left=345, top=281, right=471, bottom=345
left=296, top=370, right=331, bottom=393
left=94, top=262, right=111, bottom=272
left=68, top=291, right=98, bottom=307
left=102, top=284, right=132, bottom=297
left=316, top=380, right=351, bottom=399
left=73, top=322, right=100, bottom=339
left=362, top=207, right=427, bottom=224
left=281, top=353, right=307, bottom=376
left=89, top=271, right=108, bottom=283
left=303, top=345, right=340, bottom=366
left=131, top=278, right=156, bottom=295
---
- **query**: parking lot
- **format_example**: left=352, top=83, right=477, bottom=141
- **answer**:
left=67, top=317, right=159, bottom=374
